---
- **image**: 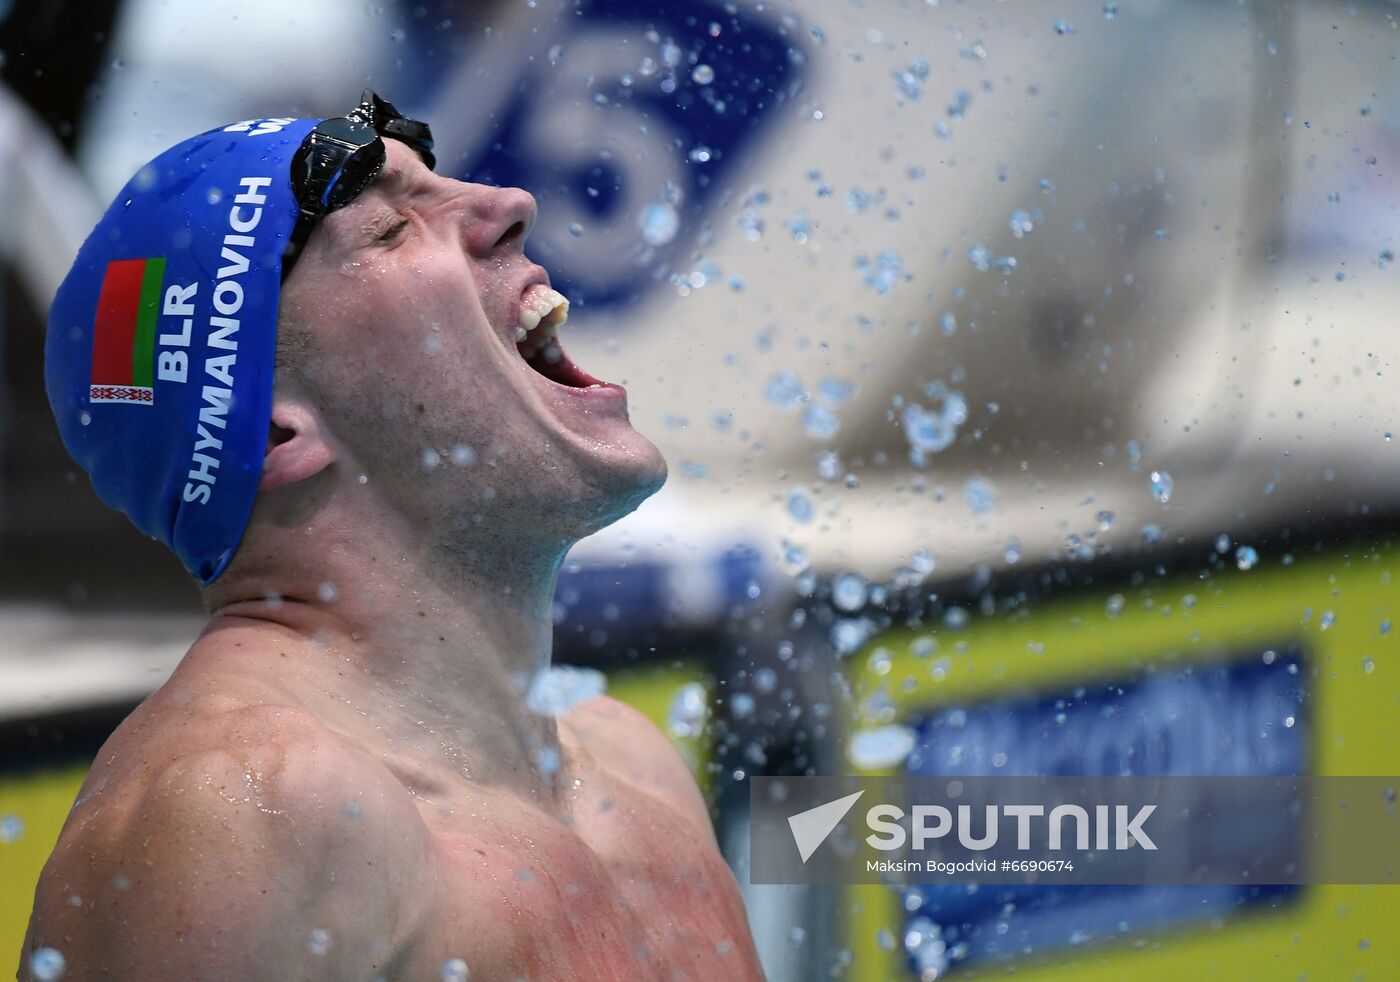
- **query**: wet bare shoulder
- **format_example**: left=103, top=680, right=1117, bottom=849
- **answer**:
left=22, top=700, right=433, bottom=981
left=561, top=694, right=713, bottom=838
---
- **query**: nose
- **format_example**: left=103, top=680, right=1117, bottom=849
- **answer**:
left=461, top=184, right=537, bottom=258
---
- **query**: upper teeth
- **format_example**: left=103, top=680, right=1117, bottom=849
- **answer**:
left=516, top=288, right=570, bottom=342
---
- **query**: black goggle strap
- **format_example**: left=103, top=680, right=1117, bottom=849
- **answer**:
left=361, top=89, right=436, bottom=170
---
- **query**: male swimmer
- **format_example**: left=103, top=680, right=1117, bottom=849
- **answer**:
left=23, top=92, right=764, bottom=980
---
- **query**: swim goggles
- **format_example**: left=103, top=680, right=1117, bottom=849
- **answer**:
left=282, top=89, right=436, bottom=279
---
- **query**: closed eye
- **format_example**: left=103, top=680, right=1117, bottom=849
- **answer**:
left=377, top=218, right=410, bottom=243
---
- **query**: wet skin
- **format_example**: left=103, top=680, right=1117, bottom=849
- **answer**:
left=20, top=140, right=764, bottom=981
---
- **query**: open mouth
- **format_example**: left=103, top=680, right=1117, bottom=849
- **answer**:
left=514, top=285, right=610, bottom=390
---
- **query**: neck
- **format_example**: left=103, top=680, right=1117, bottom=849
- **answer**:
left=204, top=486, right=572, bottom=802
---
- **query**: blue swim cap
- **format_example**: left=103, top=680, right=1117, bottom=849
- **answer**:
left=46, top=116, right=321, bottom=586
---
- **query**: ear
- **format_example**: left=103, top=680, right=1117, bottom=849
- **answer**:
left=260, top=394, right=336, bottom=492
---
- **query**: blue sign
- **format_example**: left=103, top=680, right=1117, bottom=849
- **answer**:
left=900, top=651, right=1307, bottom=976
left=402, top=0, right=805, bottom=314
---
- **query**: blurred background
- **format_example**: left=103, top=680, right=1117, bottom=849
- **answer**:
left=2, top=0, right=1399, bottom=978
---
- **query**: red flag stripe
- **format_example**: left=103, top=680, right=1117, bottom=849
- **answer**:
left=91, top=259, right=147, bottom=386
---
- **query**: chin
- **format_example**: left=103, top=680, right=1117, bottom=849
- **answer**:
left=576, top=436, right=668, bottom=535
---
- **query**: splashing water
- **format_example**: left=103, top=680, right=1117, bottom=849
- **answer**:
left=849, top=725, right=917, bottom=768
left=832, top=618, right=872, bottom=655
left=904, top=917, right=950, bottom=979
left=964, top=476, right=998, bottom=515
left=668, top=682, right=708, bottom=738
left=857, top=250, right=905, bottom=294
left=802, top=403, right=840, bottom=440
left=525, top=666, right=607, bottom=717
left=640, top=202, right=680, bottom=246
left=788, top=488, right=816, bottom=523
left=765, top=371, right=809, bottom=410
left=1149, top=470, right=1173, bottom=504
left=833, top=573, right=869, bottom=612
left=901, top=384, right=968, bottom=463
left=30, top=949, right=65, bottom=982
left=894, top=57, right=931, bottom=100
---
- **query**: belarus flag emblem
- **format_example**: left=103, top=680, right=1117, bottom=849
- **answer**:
left=89, top=257, right=166, bottom=405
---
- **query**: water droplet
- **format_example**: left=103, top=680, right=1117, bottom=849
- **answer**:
left=817, top=451, right=842, bottom=482
left=30, top=948, right=65, bottom=982
left=833, top=573, right=869, bottom=612
left=667, top=682, right=708, bottom=738
left=526, top=665, right=607, bottom=716
left=939, top=312, right=957, bottom=335
left=441, top=957, right=471, bottom=982
left=787, top=489, right=815, bottom=523
left=849, top=725, right=916, bottom=768
left=856, top=250, right=905, bottom=294
left=316, top=582, right=338, bottom=603
left=688, top=145, right=714, bottom=164
left=801, top=403, right=840, bottom=440
left=1236, top=545, right=1259, bottom=571
left=1096, top=510, right=1115, bottom=531
left=0, top=814, right=23, bottom=843
left=1149, top=470, right=1173, bottom=503
left=893, top=57, right=931, bottom=100
left=1103, top=2, right=1118, bottom=19
left=737, top=210, right=764, bottom=241
left=964, top=476, right=998, bottom=515
left=901, top=384, right=968, bottom=461
left=691, top=63, right=715, bottom=84
left=1320, top=611, right=1336, bottom=631
left=1382, top=619, right=1392, bottom=635
left=450, top=444, right=476, bottom=467
left=959, top=40, right=988, bottom=60
left=904, top=916, right=949, bottom=978
left=1009, top=209, right=1034, bottom=238
left=765, top=371, right=808, bottom=410
left=1363, top=658, right=1375, bottom=674
left=308, top=928, right=332, bottom=956
left=731, top=692, right=756, bottom=719
left=567, top=222, right=584, bottom=237
left=832, top=617, right=872, bottom=654
left=1052, top=19, right=1077, bottom=35
left=422, top=448, right=441, bottom=470
left=639, top=202, right=680, bottom=246
left=1106, top=594, right=1125, bottom=617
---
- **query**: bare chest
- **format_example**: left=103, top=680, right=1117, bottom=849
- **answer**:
left=401, top=779, right=761, bottom=981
